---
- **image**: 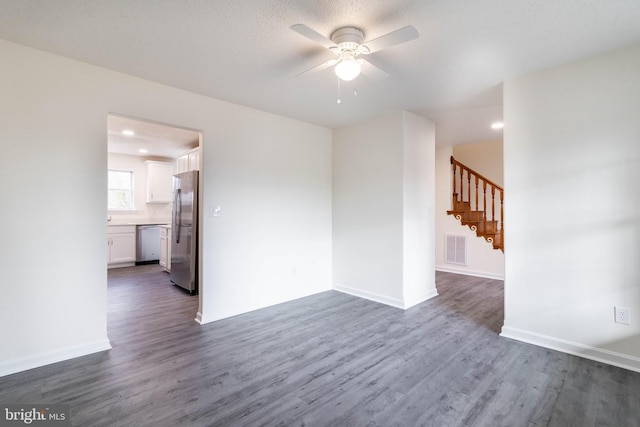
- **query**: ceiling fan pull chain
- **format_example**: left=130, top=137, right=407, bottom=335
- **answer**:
left=337, top=78, right=342, bottom=104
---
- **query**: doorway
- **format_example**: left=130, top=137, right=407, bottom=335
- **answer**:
left=106, top=113, right=202, bottom=322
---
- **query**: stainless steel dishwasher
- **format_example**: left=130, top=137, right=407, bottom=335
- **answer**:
left=136, top=225, right=161, bottom=263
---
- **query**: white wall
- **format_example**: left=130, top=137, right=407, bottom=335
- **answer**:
left=435, top=142, right=505, bottom=279
left=202, top=106, right=333, bottom=322
left=107, top=153, right=174, bottom=224
left=402, top=112, right=437, bottom=306
left=332, top=111, right=437, bottom=308
left=502, top=43, right=640, bottom=371
left=0, top=39, right=332, bottom=376
left=453, top=139, right=503, bottom=186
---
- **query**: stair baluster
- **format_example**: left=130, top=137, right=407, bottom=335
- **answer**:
left=458, top=164, right=463, bottom=208
left=474, top=176, right=479, bottom=213
left=447, top=156, right=504, bottom=252
left=490, top=186, right=495, bottom=224
left=482, top=181, right=487, bottom=222
left=466, top=170, right=471, bottom=211
left=451, top=162, right=457, bottom=209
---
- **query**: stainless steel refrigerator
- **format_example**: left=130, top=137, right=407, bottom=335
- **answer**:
left=171, top=171, right=198, bottom=294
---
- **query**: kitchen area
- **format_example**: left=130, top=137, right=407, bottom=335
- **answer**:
left=107, top=114, right=201, bottom=294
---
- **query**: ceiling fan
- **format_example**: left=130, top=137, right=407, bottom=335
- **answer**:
left=291, top=23, right=419, bottom=81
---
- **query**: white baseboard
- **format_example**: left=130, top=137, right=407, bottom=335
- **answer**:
left=195, top=309, right=230, bottom=325
left=195, top=311, right=204, bottom=324
left=0, top=339, right=112, bottom=377
left=195, top=288, right=333, bottom=325
left=195, top=311, right=218, bottom=325
left=333, top=284, right=438, bottom=309
left=403, top=289, right=439, bottom=309
left=501, top=326, right=640, bottom=373
left=107, top=262, right=135, bottom=269
left=436, top=265, right=504, bottom=280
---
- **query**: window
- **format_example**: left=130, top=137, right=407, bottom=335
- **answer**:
left=108, top=170, right=134, bottom=210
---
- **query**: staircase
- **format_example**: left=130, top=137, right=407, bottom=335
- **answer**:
left=447, top=156, right=504, bottom=252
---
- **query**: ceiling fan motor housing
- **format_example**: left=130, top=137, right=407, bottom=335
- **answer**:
left=331, top=27, right=365, bottom=51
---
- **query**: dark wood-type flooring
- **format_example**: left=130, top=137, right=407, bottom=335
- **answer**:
left=2, top=266, right=640, bottom=426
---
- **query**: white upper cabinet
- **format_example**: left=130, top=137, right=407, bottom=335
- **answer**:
left=146, top=161, right=174, bottom=203
left=188, top=148, right=199, bottom=171
left=177, top=155, right=189, bottom=175
left=176, top=147, right=199, bottom=174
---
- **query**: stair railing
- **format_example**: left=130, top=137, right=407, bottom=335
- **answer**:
left=450, top=156, right=504, bottom=241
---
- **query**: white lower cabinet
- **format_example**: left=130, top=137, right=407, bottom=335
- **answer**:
left=167, top=228, right=171, bottom=272
left=107, top=225, right=136, bottom=268
left=159, top=226, right=171, bottom=272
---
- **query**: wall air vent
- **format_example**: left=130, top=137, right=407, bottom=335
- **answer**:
left=445, top=234, right=467, bottom=265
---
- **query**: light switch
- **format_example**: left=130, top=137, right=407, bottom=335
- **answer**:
left=209, top=205, right=221, bottom=217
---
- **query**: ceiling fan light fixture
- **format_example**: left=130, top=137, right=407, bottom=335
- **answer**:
left=335, top=52, right=361, bottom=81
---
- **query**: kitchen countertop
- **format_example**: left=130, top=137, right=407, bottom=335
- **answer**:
left=107, top=220, right=171, bottom=227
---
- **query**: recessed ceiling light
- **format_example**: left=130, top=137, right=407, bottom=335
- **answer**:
left=491, top=122, right=504, bottom=130
left=122, top=129, right=135, bottom=136
left=138, top=148, right=148, bottom=154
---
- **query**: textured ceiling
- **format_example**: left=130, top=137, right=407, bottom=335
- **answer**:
left=1, top=0, right=640, bottom=146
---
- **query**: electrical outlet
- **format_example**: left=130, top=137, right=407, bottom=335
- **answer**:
left=614, top=306, right=630, bottom=325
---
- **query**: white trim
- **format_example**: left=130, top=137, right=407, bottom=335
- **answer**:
left=403, top=289, right=439, bottom=309
left=194, top=307, right=238, bottom=324
left=333, top=284, right=438, bottom=309
left=0, top=339, right=112, bottom=377
left=195, top=290, right=334, bottom=325
left=194, top=311, right=214, bottom=325
left=436, top=264, right=504, bottom=280
left=501, top=326, right=640, bottom=373
left=333, top=284, right=404, bottom=308
left=107, top=262, right=136, bottom=269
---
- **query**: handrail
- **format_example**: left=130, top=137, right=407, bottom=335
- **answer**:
left=450, top=156, right=503, bottom=193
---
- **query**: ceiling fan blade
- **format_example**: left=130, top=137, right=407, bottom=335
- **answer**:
left=359, top=58, right=389, bottom=81
left=361, top=25, right=419, bottom=54
left=294, top=58, right=337, bottom=78
left=290, top=24, right=336, bottom=49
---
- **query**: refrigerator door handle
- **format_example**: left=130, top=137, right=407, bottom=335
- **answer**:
left=174, top=188, right=182, bottom=244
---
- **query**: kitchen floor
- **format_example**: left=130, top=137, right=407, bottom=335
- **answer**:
left=107, top=264, right=198, bottom=345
